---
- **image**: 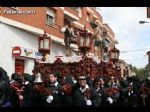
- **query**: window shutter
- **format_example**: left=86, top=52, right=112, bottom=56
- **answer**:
left=47, top=8, right=55, bottom=17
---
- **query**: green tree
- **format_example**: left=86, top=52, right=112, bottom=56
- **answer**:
left=129, top=64, right=148, bottom=80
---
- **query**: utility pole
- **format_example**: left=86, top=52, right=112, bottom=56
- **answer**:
left=147, top=51, right=150, bottom=72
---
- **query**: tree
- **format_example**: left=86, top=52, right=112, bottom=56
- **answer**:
left=129, top=64, right=148, bottom=80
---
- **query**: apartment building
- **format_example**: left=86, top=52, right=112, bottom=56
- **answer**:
left=0, top=7, right=116, bottom=78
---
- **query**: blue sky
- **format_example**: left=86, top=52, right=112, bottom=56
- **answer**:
left=98, top=7, right=150, bottom=68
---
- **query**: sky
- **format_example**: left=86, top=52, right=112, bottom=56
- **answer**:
left=98, top=7, right=150, bottom=68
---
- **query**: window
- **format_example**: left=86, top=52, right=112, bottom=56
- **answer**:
left=87, top=13, right=90, bottom=22
left=78, top=7, right=82, bottom=18
left=46, top=8, right=55, bottom=26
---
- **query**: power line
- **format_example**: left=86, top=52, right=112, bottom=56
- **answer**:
left=120, top=48, right=150, bottom=53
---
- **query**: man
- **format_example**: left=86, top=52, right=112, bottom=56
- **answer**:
left=45, top=73, right=62, bottom=106
left=92, top=77, right=107, bottom=107
left=61, top=21, right=77, bottom=56
left=91, top=19, right=103, bottom=60
left=105, top=76, right=121, bottom=107
left=73, top=75, right=96, bottom=106
left=107, top=76, right=116, bottom=88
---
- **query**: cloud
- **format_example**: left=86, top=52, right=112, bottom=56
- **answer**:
left=99, top=7, right=150, bottom=68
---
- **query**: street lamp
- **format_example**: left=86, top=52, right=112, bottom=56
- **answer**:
left=109, top=45, right=120, bottom=64
left=139, top=20, right=150, bottom=24
left=38, top=30, right=51, bottom=61
left=78, top=26, right=93, bottom=59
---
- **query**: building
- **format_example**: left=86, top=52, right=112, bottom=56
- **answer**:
left=0, top=7, right=116, bottom=78
left=116, top=59, right=135, bottom=77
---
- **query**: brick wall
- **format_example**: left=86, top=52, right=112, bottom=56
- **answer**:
left=1, top=7, right=116, bottom=55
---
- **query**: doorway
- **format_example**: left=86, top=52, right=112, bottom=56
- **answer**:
left=15, top=58, right=25, bottom=76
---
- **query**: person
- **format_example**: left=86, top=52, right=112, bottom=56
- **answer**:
left=61, top=21, right=77, bottom=56
left=91, top=19, right=103, bottom=61
left=105, top=76, right=120, bottom=107
left=138, top=81, right=150, bottom=106
left=0, top=67, right=12, bottom=107
left=32, top=81, right=47, bottom=106
left=22, top=73, right=34, bottom=107
left=60, top=73, right=78, bottom=106
left=126, top=82, right=142, bottom=107
left=107, top=76, right=116, bottom=88
left=92, top=77, right=107, bottom=107
left=119, top=78, right=129, bottom=107
left=45, top=72, right=62, bottom=106
left=73, top=75, right=96, bottom=106
left=10, top=73, right=24, bottom=107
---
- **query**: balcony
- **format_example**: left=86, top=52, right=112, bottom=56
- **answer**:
left=103, top=32, right=111, bottom=48
left=103, top=38, right=110, bottom=48
left=64, top=7, right=79, bottom=21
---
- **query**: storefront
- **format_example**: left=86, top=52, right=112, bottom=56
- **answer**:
left=12, top=46, right=42, bottom=76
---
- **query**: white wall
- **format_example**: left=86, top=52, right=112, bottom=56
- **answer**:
left=51, top=41, right=66, bottom=56
left=24, top=59, right=35, bottom=75
left=0, top=23, right=78, bottom=78
left=51, top=40, right=77, bottom=56
left=0, top=23, right=38, bottom=78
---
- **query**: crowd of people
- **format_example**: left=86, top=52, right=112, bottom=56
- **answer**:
left=1, top=67, right=150, bottom=107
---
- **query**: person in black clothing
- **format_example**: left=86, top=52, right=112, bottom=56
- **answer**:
left=32, top=82, right=47, bottom=106
left=73, top=75, right=96, bottom=106
left=60, top=74, right=77, bottom=106
left=119, top=77, right=129, bottom=107
left=142, top=79, right=150, bottom=106
left=9, top=73, right=24, bottom=107
left=105, top=76, right=121, bottom=107
left=61, top=83, right=74, bottom=106
left=22, top=73, right=34, bottom=107
left=92, top=77, right=107, bottom=107
left=45, top=72, right=62, bottom=107
left=0, top=67, right=12, bottom=107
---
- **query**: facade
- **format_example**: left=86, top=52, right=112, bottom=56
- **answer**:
left=0, top=7, right=116, bottom=78
left=116, top=59, right=134, bottom=77
left=116, top=60, right=128, bottom=77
